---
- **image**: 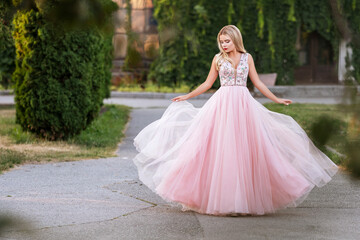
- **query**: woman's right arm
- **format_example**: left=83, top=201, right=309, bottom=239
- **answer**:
left=171, top=56, right=219, bottom=102
left=248, top=53, right=292, bottom=105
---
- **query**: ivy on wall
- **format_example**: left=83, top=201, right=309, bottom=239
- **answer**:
left=240, top=0, right=300, bottom=85
left=149, top=0, right=359, bottom=88
left=148, top=0, right=229, bottom=89
left=295, top=1, right=340, bottom=65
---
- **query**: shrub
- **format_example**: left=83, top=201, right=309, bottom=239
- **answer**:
left=0, top=0, right=16, bottom=89
left=12, top=0, right=118, bottom=140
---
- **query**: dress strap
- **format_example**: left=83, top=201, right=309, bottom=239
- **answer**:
left=243, top=52, right=248, bottom=63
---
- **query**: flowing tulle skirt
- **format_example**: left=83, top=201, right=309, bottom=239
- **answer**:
left=133, top=86, right=338, bottom=216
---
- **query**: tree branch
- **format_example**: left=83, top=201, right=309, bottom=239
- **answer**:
left=328, top=0, right=351, bottom=40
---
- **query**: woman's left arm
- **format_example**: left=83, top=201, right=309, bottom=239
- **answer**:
left=248, top=53, right=292, bottom=106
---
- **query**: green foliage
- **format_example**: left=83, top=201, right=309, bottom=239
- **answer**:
left=341, top=82, right=360, bottom=177
left=0, top=148, right=26, bottom=173
left=243, top=0, right=299, bottom=85
left=150, top=0, right=299, bottom=87
left=0, top=0, right=16, bottom=89
left=343, top=0, right=360, bottom=83
left=70, top=104, right=130, bottom=148
left=124, top=42, right=142, bottom=70
left=263, top=102, right=349, bottom=165
left=295, top=0, right=340, bottom=64
left=150, top=0, right=359, bottom=87
left=346, top=138, right=360, bottom=177
left=310, top=114, right=342, bottom=146
left=113, top=81, right=192, bottom=93
left=149, top=0, right=226, bottom=89
left=10, top=124, right=36, bottom=144
left=12, top=0, right=118, bottom=140
left=123, top=0, right=142, bottom=70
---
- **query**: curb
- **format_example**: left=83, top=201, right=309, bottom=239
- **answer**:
left=252, top=85, right=360, bottom=98
left=110, top=91, right=215, bottom=99
left=0, top=90, right=13, bottom=96
left=0, top=103, right=15, bottom=107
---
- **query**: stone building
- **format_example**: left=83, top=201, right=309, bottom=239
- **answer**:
left=112, top=0, right=158, bottom=68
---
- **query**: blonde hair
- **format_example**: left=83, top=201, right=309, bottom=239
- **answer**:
left=215, top=25, right=247, bottom=70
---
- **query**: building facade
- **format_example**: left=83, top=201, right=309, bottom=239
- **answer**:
left=112, top=0, right=158, bottom=66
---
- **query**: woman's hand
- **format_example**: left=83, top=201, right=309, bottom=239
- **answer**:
left=171, top=94, right=189, bottom=102
left=276, top=98, right=292, bottom=106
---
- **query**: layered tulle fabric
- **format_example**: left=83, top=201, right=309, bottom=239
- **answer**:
left=133, top=86, right=338, bottom=215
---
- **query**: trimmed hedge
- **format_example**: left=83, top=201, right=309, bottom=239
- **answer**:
left=12, top=0, right=118, bottom=140
left=0, top=0, right=16, bottom=89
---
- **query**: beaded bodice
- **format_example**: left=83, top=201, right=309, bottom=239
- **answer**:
left=217, top=52, right=249, bottom=87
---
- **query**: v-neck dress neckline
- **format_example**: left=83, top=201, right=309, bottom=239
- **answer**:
left=232, top=53, right=243, bottom=69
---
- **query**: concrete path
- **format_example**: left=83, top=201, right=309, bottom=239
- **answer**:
left=1, top=98, right=360, bottom=239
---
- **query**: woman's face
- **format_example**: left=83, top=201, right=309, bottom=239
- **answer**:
left=219, top=34, right=235, bottom=53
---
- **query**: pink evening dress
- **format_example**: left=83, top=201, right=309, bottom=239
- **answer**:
left=133, top=52, right=339, bottom=216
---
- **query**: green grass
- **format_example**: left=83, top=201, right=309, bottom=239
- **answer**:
left=0, top=148, right=27, bottom=172
left=69, top=104, right=130, bottom=148
left=111, top=82, right=215, bottom=93
left=0, top=104, right=131, bottom=173
left=263, top=102, right=351, bottom=165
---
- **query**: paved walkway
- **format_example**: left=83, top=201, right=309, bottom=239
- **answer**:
left=0, top=96, right=359, bottom=239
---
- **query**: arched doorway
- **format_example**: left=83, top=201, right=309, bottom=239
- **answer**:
left=294, top=30, right=338, bottom=84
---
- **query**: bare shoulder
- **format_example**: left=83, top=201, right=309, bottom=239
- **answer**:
left=212, top=53, right=221, bottom=64
left=211, top=53, right=222, bottom=72
left=246, top=52, right=254, bottom=65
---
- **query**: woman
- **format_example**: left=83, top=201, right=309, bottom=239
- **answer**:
left=133, top=25, right=338, bottom=216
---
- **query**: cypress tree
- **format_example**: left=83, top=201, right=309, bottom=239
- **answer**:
left=12, top=0, right=118, bottom=140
